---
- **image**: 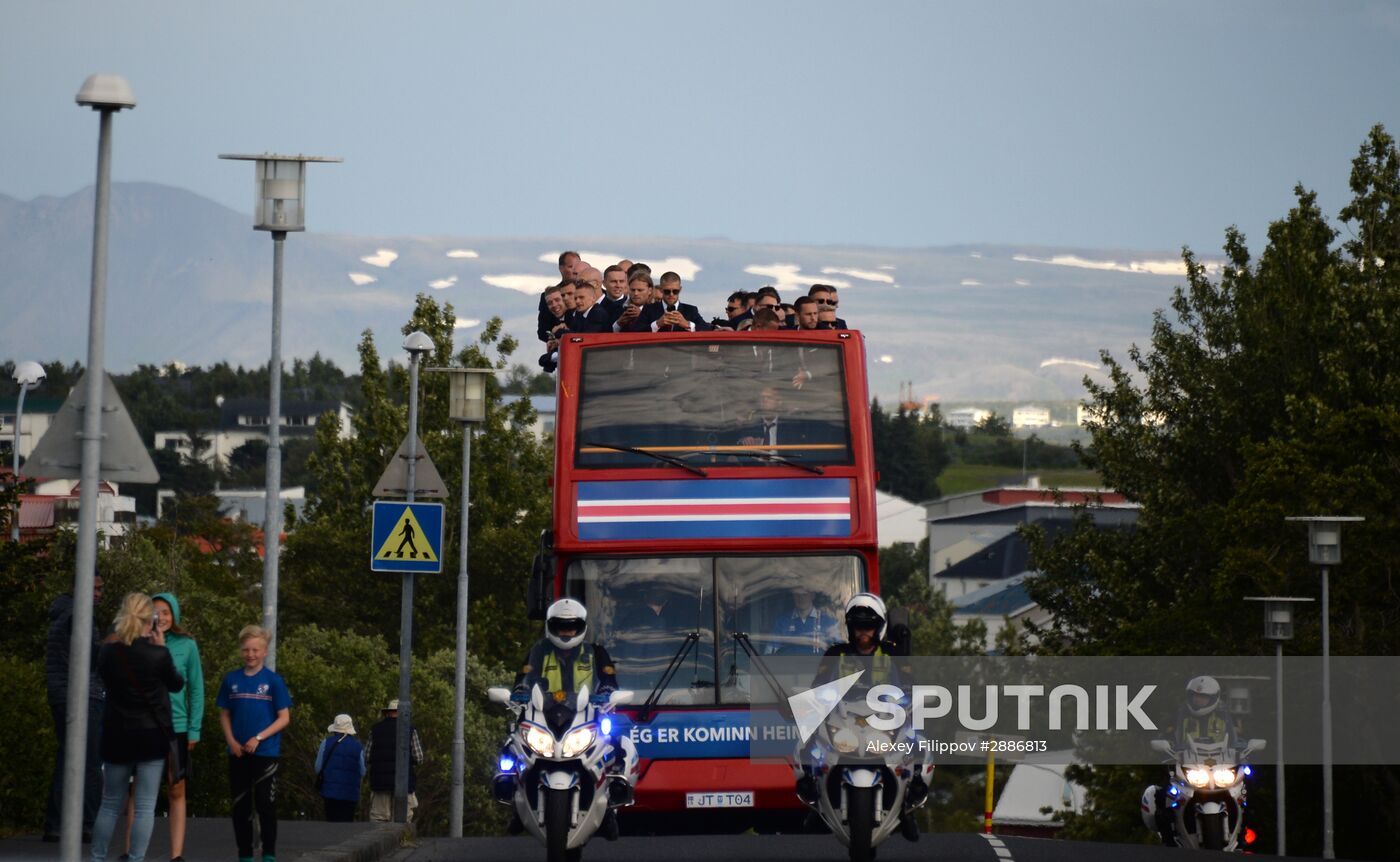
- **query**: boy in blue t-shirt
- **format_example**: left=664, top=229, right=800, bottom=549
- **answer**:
left=217, top=624, right=292, bottom=862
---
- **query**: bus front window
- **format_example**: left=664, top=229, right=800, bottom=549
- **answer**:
left=576, top=341, right=852, bottom=468
left=566, top=555, right=865, bottom=707
left=716, top=556, right=864, bottom=704
left=567, top=558, right=717, bottom=705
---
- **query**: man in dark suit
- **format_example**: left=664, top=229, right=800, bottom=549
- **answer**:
left=714, top=291, right=753, bottom=330
left=629, top=272, right=713, bottom=332
left=808, top=284, right=848, bottom=330
left=538, top=284, right=568, bottom=343
left=538, top=250, right=581, bottom=342
left=735, top=386, right=811, bottom=449
left=567, top=269, right=614, bottom=334
left=599, top=264, right=631, bottom=324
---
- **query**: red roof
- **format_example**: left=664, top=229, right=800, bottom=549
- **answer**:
left=981, top=488, right=1128, bottom=506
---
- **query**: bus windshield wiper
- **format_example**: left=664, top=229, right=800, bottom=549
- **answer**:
left=637, top=631, right=701, bottom=722
left=580, top=440, right=708, bottom=477
left=726, top=449, right=825, bottom=475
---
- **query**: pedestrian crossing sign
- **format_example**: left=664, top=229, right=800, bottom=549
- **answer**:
left=370, top=501, right=445, bottom=573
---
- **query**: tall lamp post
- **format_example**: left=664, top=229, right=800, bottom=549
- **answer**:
left=10, top=361, right=45, bottom=542
left=429, top=366, right=490, bottom=836
left=1284, top=515, right=1363, bottom=860
left=394, top=331, right=435, bottom=823
left=63, top=73, right=135, bottom=862
left=218, top=152, right=341, bottom=669
left=1244, top=595, right=1313, bottom=857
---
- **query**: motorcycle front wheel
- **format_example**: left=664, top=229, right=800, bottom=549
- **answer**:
left=544, top=787, right=578, bottom=862
left=1199, top=811, right=1226, bottom=850
left=846, top=785, right=876, bottom=862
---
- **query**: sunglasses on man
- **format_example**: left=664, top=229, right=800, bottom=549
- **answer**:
left=660, top=288, right=681, bottom=296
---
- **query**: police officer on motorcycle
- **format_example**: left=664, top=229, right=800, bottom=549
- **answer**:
left=812, top=593, right=911, bottom=685
left=799, top=593, right=922, bottom=841
left=505, top=599, right=626, bottom=839
left=1150, top=675, right=1242, bottom=846
left=514, top=598, right=618, bottom=701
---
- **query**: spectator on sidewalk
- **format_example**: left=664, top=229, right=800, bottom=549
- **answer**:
left=45, top=571, right=105, bottom=844
left=88, top=592, right=184, bottom=862
left=315, top=714, right=365, bottom=822
left=364, top=699, right=424, bottom=823
left=217, top=625, right=291, bottom=862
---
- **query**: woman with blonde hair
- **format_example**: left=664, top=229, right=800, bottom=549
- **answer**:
left=88, top=592, right=184, bottom=862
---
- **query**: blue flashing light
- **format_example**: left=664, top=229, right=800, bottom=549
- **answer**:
left=1242, top=765, right=1253, bottom=777
left=498, top=755, right=516, bottom=773
left=1170, top=801, right=1179, bottom=809
left=601, top=717, right=613, bottom=737
left=1168, top=786, right=1179, bottom=796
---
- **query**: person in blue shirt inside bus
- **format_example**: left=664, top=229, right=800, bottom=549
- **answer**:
left=765, top=587, right=840, bottom=656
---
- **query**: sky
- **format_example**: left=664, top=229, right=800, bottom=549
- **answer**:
left=3, top=1, right=1400, bottom=255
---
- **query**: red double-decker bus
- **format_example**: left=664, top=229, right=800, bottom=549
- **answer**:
left=527, top=328, right=880, bottom=825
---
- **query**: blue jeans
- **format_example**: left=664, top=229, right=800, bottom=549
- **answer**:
left=89, top=758, right=163, bottom=862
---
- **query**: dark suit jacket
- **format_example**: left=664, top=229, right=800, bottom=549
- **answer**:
left=629, top=302, right=713, bottom=333
left=600, top=294, right=629, bottom=324
left=567, top=303, right=614, bottom=334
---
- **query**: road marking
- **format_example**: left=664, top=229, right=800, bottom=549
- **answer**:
left=980, top=833, right=1014, bottom=860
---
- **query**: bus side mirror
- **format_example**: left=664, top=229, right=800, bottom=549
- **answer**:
left=528, top=532, right=553, bottom=621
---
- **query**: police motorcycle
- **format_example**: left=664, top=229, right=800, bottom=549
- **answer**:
left=1140, top=676, right=1265, bottom=851
left=489, top=681, right=638, bottom=862
left=792, top=594, right=932, bottom=862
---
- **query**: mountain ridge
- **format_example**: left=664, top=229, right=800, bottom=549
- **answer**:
left=0, top=183, right=1203, bottom=403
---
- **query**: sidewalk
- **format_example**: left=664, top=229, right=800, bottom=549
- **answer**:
left=0, top=820, right=408, bottom=862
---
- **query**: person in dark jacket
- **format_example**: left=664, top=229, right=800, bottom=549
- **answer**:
left=626, top=272, right=714, bottom=332
left=44, top=573, right=106, bottom=843
left=364, top=700, right=423, bottom=823
left=88, top=592, right=185, bottom=862
left=315, top=714, right=365, bottom=822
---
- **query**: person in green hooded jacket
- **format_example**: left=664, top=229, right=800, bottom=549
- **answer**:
left=145, top=593, right=204, bottom=862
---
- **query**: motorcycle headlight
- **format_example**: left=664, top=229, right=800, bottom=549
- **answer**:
left=832, top=728, right=860, bottom=754
left=560, top=725, right=597, bottom=759
left=1211, top=768, right=1237, bottom=787
left=524, top=724, right=555, bottom=757
left=1185, top=768, right=1211, bottom=788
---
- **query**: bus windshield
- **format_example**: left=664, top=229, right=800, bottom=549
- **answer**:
left=566, top=555, right=864, bottom=705
left=575, top=341, right=852, bottom=469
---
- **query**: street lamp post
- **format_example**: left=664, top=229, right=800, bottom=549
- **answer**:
left=429, top=366, right=490, bottom=836
left=10, top=361, right=45, bottom=542
left=62, top=73, right=135, bottom=862
left=1244, top=595, right=1313, bottom=857
left=218, top=153, right=341, bottom=669
left=394, top=331, right=435, bottom=823
left=1284, top=515, right=1363, bottom=860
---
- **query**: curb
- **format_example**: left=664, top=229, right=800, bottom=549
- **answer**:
left=294, top=824, right=410, bottom=862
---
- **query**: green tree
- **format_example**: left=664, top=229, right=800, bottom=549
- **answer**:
left=1025, top=125, right=1400, bottom=854
left=871, top=401, right=950, bottom=501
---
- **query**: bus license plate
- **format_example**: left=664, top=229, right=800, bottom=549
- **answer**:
left=686, top=791, right=754, bottom=808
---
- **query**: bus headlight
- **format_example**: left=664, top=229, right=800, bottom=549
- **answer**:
left=1211, top=768, right=1237, bottom=787
left=560, top=726, right=597, bottom=758
left=524, top=725, right=555, bottom=757
left=1185, top=768, right=1211, bottom=788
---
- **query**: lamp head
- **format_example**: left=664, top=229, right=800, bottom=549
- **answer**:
left=403, top=331, right=434, bottom=356
left=75, top=74, right=136, bottom=111
left=14, top=361, right=45, bottom=388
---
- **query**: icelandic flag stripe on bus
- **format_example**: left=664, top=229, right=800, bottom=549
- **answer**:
left=576, top=478, right=852, bottom=541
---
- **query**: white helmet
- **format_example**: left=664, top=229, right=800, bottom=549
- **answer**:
left=545, top=598, right=588, bottom=650
left=843, top=592, right=887, bottom=642
left=1185, top=675, right=1221, bottom=717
